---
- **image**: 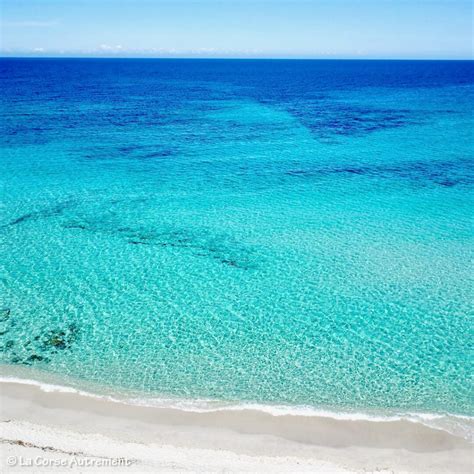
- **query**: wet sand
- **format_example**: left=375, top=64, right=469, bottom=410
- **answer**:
left=1, top=380, right=472, bottom=472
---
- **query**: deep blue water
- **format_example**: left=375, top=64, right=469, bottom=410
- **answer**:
left=1, top=59, right=473, bottom=418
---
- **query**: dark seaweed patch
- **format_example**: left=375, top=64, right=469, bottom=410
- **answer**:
left=338, top=167, right=365, bottom=175
left=82, top=144, right=176, bottom=162
left=141, top=150, right=174, bottom=159
left=64, top=223, right=87, bottom=230
left=5, top=200, right=74, bottom=228
left=285, top=166, right=368, bottom=178
left=1, top=322, right=79, bottom=366
left=436, top=179, right=457, bottom=187
left=27, top=354, right=46, bottom=363
left=41, top=324, right=79, bottom=351
left=62, top=219, right=255, bottom=269
left=286, top=102, right=420, bottom=138
left=0, top=308, right=11, bottom=321
left=285, top=158, right=473, bottom=189
left=0, top=308, right=12, bottom=340
left=221, top=259, right=239, bottom=268
left=128, top=230, right=254, bottom=269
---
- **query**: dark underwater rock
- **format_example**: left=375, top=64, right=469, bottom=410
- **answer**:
left=41, top=324, right=78, bottom=351
left=64, top=223, right=87, bottom=230
left=4, top=322, right=79, bottom=367
left=0, top=308, right=11, bottom=321
left=438, top=179, right=457, bottom=187
left=221, top=259, right=239, bottom=268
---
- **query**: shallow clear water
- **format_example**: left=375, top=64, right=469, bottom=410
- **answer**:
left=1, top=59, right=473, bottom=417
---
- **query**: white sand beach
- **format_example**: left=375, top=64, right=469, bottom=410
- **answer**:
left=0, top=378, right=472, bottom=473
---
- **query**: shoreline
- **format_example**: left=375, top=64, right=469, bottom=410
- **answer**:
left=1, top=378, right=473, bottom=472
left=0, top=364, right=473, bottom=440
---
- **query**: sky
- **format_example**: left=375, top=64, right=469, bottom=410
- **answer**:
left=0, top=0, right=472, bottom=59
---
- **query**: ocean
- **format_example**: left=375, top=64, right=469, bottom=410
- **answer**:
left=1, top=59, right=473, bottom=423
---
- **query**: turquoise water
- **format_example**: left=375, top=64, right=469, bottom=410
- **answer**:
left=1, top=59, right=473, bottom=417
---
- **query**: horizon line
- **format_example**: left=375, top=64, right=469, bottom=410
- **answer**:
left=1, top=55, right=473, bottom=61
